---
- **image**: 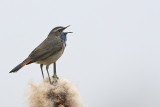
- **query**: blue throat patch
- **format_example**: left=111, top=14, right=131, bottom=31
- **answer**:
left=60, top=33, right=67, bottom=46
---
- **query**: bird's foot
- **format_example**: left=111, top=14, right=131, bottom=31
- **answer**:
left=51, top=75, right=59, bottom=85
left=52, top=74, right=59, bottom=79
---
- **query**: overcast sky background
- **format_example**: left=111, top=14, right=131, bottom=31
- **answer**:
left=0, top=0, right=160, bottom=107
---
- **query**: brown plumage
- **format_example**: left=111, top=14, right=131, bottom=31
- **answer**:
left=9, top=26, right=71, bottom=84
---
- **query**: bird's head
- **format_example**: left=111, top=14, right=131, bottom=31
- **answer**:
left=50, top=25, right=71, bottom=36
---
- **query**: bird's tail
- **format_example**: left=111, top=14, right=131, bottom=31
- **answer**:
left=9, top=58, right=32, bottom=73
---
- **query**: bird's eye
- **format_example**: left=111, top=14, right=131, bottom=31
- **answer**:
left=58, top=30, right=61, bottom=32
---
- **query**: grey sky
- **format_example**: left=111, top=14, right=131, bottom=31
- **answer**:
left=0, top=0, right=160, bottom=107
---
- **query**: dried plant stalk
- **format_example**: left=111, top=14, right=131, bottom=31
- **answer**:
left=25, top=77, right=84, bottom=107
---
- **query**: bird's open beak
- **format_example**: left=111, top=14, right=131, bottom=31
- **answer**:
left=62, top=25, right=70, bottom=31
left=65, top=25, right=70, bottom=29
left=64, top=32, right=73, bottom=34
left=62, top=25, right=73, bottom=33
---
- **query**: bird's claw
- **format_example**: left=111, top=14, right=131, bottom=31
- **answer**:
left=51, top=75, right=59, bottom=85
left=51, top=78, right=58, bottom=86
left=52, top=75, right=59, bottom=79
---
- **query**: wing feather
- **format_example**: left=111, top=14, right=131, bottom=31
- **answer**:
left=28, top=36, right=63, bottom=62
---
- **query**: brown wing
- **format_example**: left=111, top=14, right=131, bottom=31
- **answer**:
left=28, top=36, right=63, bottom=63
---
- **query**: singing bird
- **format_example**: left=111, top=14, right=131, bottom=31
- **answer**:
left=9, top=26, right=72, bottom=84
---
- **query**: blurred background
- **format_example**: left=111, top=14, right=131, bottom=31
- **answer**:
left=0, top=0, right=160, bottom=107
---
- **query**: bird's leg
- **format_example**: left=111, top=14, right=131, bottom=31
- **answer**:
left=46, top=65, right=52, bottom=84
left=40, top=64, right=44, bottom=79
left=52, top=62, right=59, bottom=79
left=51, top=62, right=58, bottom=85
